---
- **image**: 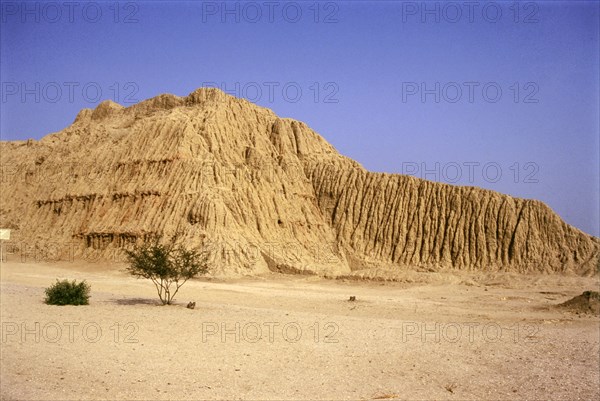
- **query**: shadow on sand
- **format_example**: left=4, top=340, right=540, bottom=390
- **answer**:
left=111, top=297, right=162, bottom=306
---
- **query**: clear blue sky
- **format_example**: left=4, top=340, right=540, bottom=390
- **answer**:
left=1, top=1, right=599, bottom=236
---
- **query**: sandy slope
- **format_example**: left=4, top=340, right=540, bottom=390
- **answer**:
left=1, top=260, right=599, bottom=400
left=2, top=88, right=598, bottom=276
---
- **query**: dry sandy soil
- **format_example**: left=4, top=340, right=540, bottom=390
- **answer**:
left=1, top=260, right=599, bottom=400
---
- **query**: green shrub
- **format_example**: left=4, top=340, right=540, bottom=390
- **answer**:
left=44, top=279, right=91, bottom=305
left=125, top=236, right=208, bottom=305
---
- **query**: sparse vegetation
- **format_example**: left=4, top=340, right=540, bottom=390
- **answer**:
left=125, top=236, right=208, bottom=305
left=44, top=279, right=91, bottom=305
left=445, top=383, right=456, bottom=393
left=558, top=290, right=600, bottom=314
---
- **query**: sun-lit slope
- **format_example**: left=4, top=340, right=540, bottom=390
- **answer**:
left=1, top=88, right=598, bottom=275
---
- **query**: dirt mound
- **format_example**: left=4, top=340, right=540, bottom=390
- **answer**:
left=1, top=88, right=598, bottom=276
left=558, top=291, right=600, bottom=314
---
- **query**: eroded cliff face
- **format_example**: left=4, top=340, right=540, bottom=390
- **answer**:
left=1, top=88, right=598, bottom=276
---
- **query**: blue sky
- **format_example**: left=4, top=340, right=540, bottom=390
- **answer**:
left=1, top=0, right=599, bottom=236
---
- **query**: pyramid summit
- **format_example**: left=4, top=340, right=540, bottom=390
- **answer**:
left=1, top=87, right=598, bottom=276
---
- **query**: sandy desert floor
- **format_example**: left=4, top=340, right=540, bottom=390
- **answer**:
left=1, top=260, right=599, bottom=400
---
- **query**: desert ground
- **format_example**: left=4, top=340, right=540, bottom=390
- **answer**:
left=1, top=259, right=598, bottom=400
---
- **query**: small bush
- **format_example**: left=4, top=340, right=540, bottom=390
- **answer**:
left=125, top=235, right=208, bottom=305
left=44, top=279, right=91, bottom=305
